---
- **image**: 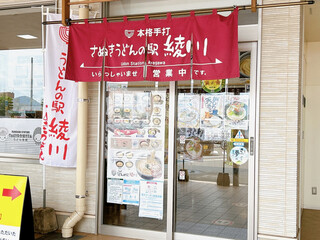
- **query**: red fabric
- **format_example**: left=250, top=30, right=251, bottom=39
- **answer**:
left=192, top=8, right=239, bottom=80
left=65, top=22, right=107, bottom=82
left=145, top=14, right=192, bottom=81
left=104, top=17, right=147, bottom=81
left=65, top=9, right=239, bottom=82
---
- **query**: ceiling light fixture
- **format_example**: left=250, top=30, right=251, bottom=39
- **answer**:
left=17, top=34, right=38, bottom=39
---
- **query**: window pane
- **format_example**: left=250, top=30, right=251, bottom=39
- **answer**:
left=103, top=81, right=169, bottom=232
left=0, top=49, right=43, bottom=155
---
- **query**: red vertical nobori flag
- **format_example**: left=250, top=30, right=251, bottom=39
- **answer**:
left=192, top=8, right=239, bottom=80
left=65, top=20, right=107, bottom=82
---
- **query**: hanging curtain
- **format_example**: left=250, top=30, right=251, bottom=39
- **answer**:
left=65, top=8, right=239, bottom=82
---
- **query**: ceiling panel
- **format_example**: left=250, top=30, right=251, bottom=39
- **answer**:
left=0, top=12, right=42, bottom=50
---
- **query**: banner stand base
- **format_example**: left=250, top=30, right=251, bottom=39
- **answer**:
left=34, top=207, right=58, bottom=234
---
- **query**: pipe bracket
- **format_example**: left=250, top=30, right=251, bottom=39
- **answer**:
left=78, top=98, right=90, bottom=103
left=75, top=195, right=86, bottom=199
left=79, top=5, right=89, bottom=8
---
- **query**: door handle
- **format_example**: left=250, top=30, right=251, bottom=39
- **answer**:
left=250, top=137, right=254, bottom=156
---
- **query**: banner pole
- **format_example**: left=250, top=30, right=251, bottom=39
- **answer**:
left=43, top=165, right=46, bottom=208
left=41, top=4, right=47, bottom=209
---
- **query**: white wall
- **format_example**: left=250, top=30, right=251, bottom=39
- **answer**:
left=108, top=0, right=250, bottom=16
left=303, top=41, right=320, bottom=210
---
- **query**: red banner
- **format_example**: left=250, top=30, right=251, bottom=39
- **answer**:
left=192, top=9, right=239, bottom=80
left=146, top=14, right=193, bottom=81
left=65, top=8, right=239, bottom=82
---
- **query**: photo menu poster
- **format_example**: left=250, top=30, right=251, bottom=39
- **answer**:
left=200, top=93, right=225, bottom=141
left=107, top=90, right=166, bottom=182
left=177, top=94, right=202, bottom=161
left=177, top=93, right=200, bottom=129
left=106, top=90, right=166, bottom=211
left=225, top=94, right=249, bottom=130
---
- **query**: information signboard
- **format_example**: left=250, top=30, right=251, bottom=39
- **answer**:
left=0, top=175, right=34, bottom=240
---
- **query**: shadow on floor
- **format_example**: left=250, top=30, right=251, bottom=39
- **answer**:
left=35, top=232, right=84, bottom=240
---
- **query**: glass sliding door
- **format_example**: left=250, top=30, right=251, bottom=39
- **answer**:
left=99, top=42, right=257, bottom=240
left=101, top=81, right=170, bottom=239
left=174, top=42, right=257, bottom=240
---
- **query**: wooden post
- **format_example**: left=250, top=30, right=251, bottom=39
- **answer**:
left=62, top=0, right=70, bottom=26
left=251, top=0, right=257, bottom=12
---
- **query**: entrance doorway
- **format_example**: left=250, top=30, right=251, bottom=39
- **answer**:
left=99, top=42, right=257, bottom=240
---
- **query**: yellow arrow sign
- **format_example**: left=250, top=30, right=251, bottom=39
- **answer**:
left=0, top=175, right=27, bottom=227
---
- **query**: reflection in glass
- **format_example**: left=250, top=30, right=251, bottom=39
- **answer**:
left=0, top=49, right=43, bottom=119
left=175, top=73, right=250, bottom=239
left=0, top=49, right=43, bottom=155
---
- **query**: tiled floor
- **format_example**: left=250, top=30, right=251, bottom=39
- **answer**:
left=176, top=181, right=247, bottom=239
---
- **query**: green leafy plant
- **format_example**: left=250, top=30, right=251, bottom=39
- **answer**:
left=0, top=96, right=13, bottom=116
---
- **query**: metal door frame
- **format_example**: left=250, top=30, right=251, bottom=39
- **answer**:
left=97, top=41, right=259, bottom=240
left=173, top=42, right=258, bottom=240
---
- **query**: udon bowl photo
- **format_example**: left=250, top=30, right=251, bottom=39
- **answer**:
left=185, top=138, right=203, bottom=160
left=135, top=153, right=162, bottom=180
left=226, top=101, right=247, bottom=121
left=240, top=51, right=251, bottom=78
